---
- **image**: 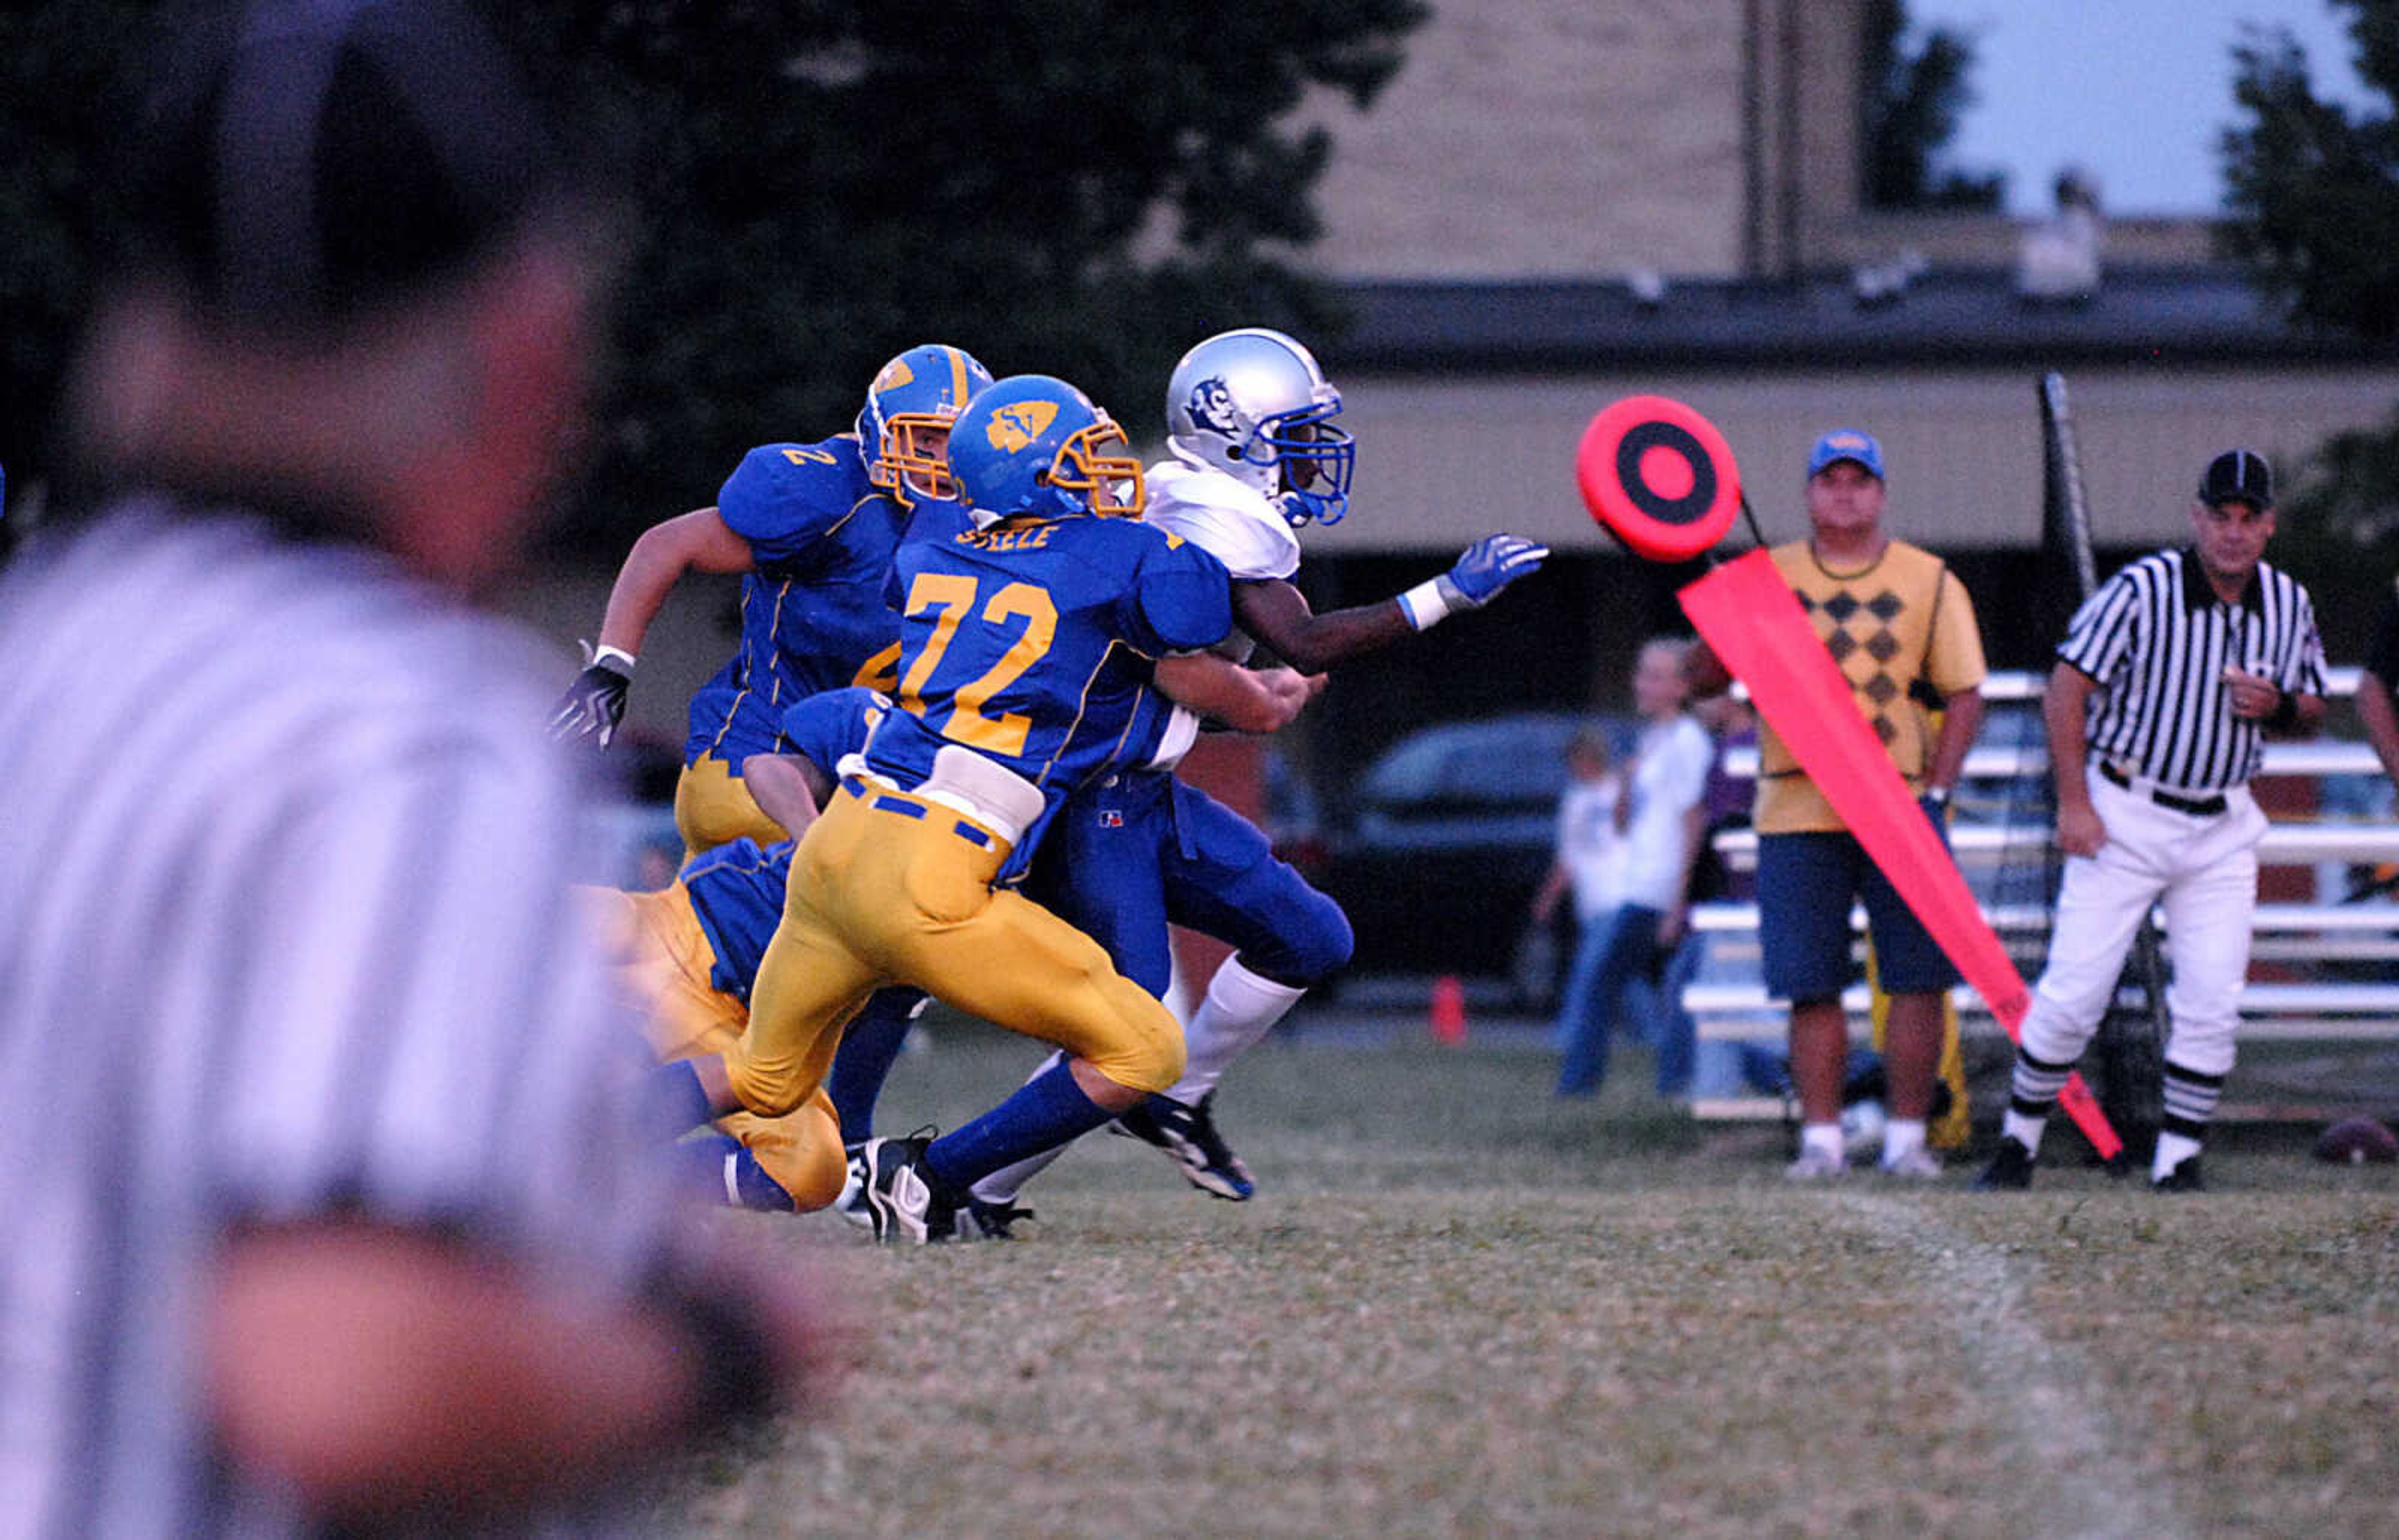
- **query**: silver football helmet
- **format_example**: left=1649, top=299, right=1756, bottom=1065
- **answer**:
left=1163, top=327, right=1354, bottom=526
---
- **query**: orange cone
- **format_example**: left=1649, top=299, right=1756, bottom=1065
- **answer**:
left=1429, top=974, right=1468, bottom=1045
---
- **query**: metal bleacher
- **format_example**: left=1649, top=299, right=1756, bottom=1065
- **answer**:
left=1684, top=668, right=2399, bottom=1124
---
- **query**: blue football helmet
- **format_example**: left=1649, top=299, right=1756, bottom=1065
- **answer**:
left=858, top=343, right=995, bottom=508
left=948, top=375, right=1145, bottom=526
left=1164, top=327, right=1355, bottom=527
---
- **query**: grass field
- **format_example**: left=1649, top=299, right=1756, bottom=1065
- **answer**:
left=652, top=1010, right=2399, bottom=1539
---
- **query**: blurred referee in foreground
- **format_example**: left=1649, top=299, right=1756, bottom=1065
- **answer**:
left=1977, top=450, right=2325, bottom=1192
left=0, top=3, right=833, bottom=1534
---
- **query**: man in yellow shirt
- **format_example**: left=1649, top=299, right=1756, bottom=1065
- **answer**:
left=1692, top=430, right=1987, bottom=1178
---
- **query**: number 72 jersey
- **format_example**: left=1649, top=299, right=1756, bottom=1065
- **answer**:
left=865, top=511, right=1233, bottom=878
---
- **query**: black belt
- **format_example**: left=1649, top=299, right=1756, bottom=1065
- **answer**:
left=2098, top=761, right=2228, bottom=817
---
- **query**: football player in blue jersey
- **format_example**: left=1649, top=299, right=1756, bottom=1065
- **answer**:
left=549, top=342, right=994, bottom=857
left=557, top=347, right=988, bottom=1196
left=584, top=835, right=847, bottom=1216
left=971, top=327, right=1548, bottom=1206
left=748, top=650, right=1317, bottom=1235
left=648, top=375, right=1321, bottom=1243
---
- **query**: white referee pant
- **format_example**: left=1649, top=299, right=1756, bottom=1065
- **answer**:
left=2018, top=768, right=2270, bottom=1080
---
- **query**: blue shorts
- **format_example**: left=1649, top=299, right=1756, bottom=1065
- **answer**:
left=1756, top=818, right=1959, bottom=1001
left=1026, top=770, right=1352, bottom=998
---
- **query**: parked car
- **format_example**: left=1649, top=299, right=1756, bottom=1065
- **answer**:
left=1299, top=711, right=1633, bottom=1008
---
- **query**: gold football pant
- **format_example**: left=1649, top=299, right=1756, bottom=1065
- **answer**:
left=673, top=753, right=793, bottom=860
left=723, top=781, right=1186, bottom=1119
left=583, top=882, right=845, bottom=1211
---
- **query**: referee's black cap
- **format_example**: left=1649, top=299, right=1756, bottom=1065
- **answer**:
left=2198, top=449, right=2274, bottom=510
left=112, top=0, right=589, bottom=331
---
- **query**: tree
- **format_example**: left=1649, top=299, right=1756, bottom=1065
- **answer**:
left=0, top=1, right=1428, bottom=550
left=2222, top=2, right=2399, bottom=340
left=1859, top=0, right=2004, bottom=211
left=2220, top=0, right=2399, bottom=644
left=0, top=4, right=154, bottom=516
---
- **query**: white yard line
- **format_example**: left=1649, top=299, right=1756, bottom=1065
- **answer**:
left=1840, top=1193, right=2190, bottom=1540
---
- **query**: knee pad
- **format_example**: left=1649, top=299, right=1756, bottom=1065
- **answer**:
left=1230, top=885, right=1354, bottom=987
left=1093, top=978, right=1187, bottom=1095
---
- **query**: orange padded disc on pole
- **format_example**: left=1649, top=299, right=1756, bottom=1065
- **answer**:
left=1576, top=390, right=2122, bottom=1160
left=1576, top=394, right=1743, bottom=562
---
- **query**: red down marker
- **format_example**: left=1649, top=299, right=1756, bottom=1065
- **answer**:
left=1578, top=396, right=2122, bottom=1161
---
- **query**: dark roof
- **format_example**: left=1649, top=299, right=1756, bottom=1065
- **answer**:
left=1323, top=266, right=2398, bottom=374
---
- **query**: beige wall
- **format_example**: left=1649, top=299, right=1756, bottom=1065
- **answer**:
left=1301, top=0, right=2208, bottom=282
left=1298, top=0, right=1911, bottom=283
left=1299, top=365, right=2399, bottom=555
left=1305, top=2, right=1778, bottom=279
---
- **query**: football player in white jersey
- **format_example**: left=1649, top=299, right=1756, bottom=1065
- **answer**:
left=979, top=327, right=1547, bottom=1206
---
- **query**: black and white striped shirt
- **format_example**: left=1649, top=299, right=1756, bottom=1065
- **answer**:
left=0, top=504, right=680, bottom=1539
left=2058, top=547, right=2326, bottom=793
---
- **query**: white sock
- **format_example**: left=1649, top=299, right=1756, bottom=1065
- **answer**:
left=1167, top=956, right=1308, bottom=1104
left=2001, top=1107, right=2049, bottom=1154
left=1879, top=1118, right=1927, bottom=1166
left=971, top=1141, right=1069, bottom=1205
left=1801, top=1122, right=1845, bottom=1164
left=2152, top=1130, right=2204, bottom=1183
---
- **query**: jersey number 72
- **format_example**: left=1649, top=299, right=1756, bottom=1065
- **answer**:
left=897, top=573, right=1058, bottom=757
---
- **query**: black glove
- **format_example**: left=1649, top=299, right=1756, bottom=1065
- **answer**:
left=548, top=642, right=634, bottom=747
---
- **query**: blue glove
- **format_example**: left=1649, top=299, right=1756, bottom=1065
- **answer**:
left=1437, top=534, right=1549, bottom=610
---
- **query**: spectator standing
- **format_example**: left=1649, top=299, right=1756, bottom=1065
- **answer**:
left=1690, top=430, right=1988, bottom=1179
left=1977, top=450, right=2325, bottom=1192
left=1536, top=640, right=1714, bottom=1098
left=0, top=4, right=827, bottom=1535
left=1673, top=690, right=1761, bottom=1100
left=1532, top=727, right=1626, bottom=1087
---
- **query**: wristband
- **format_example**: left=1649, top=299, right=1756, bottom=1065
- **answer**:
left=642, top=1269, right=778, bottom=1433
left=2267, top=687, right=2300, bottom=733
left=1397, top=579, right=1452, bottom=632
left=593, top=645, right=638, bottom=676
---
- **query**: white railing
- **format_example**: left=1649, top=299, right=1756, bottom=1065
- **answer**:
left=1686, top=668, right=2399, bottom=1122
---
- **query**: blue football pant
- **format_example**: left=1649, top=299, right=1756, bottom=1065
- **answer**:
left=1029, top=773, right=1351, bottom=997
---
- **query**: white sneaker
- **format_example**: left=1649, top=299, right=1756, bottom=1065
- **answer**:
left=861, top=1135, right=954, bottom=1244
left=1784, top=1146, right=1847, bottom=1182
left=1879, top=1146, right=1944, bottom=1180
left=833, top=1145, right=874, bottom=1230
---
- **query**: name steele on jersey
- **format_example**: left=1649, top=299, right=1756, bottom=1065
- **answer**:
left=962, top=523, right=1058, bottom=553
left=956, top=523, right=1183, bottom=556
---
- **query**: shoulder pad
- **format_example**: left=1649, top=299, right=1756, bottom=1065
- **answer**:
left=1144, top=462, right=1301, bottom=582
left=716, top=438, right=870, bottom=550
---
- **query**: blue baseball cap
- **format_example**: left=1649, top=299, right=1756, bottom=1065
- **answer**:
left=1807, top=429, right=1885, bottom=480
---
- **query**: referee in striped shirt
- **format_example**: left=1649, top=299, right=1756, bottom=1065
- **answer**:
left=1977, top=449, right=2327, bottom=1192
left=0, top=5, right=827, bottom=1536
